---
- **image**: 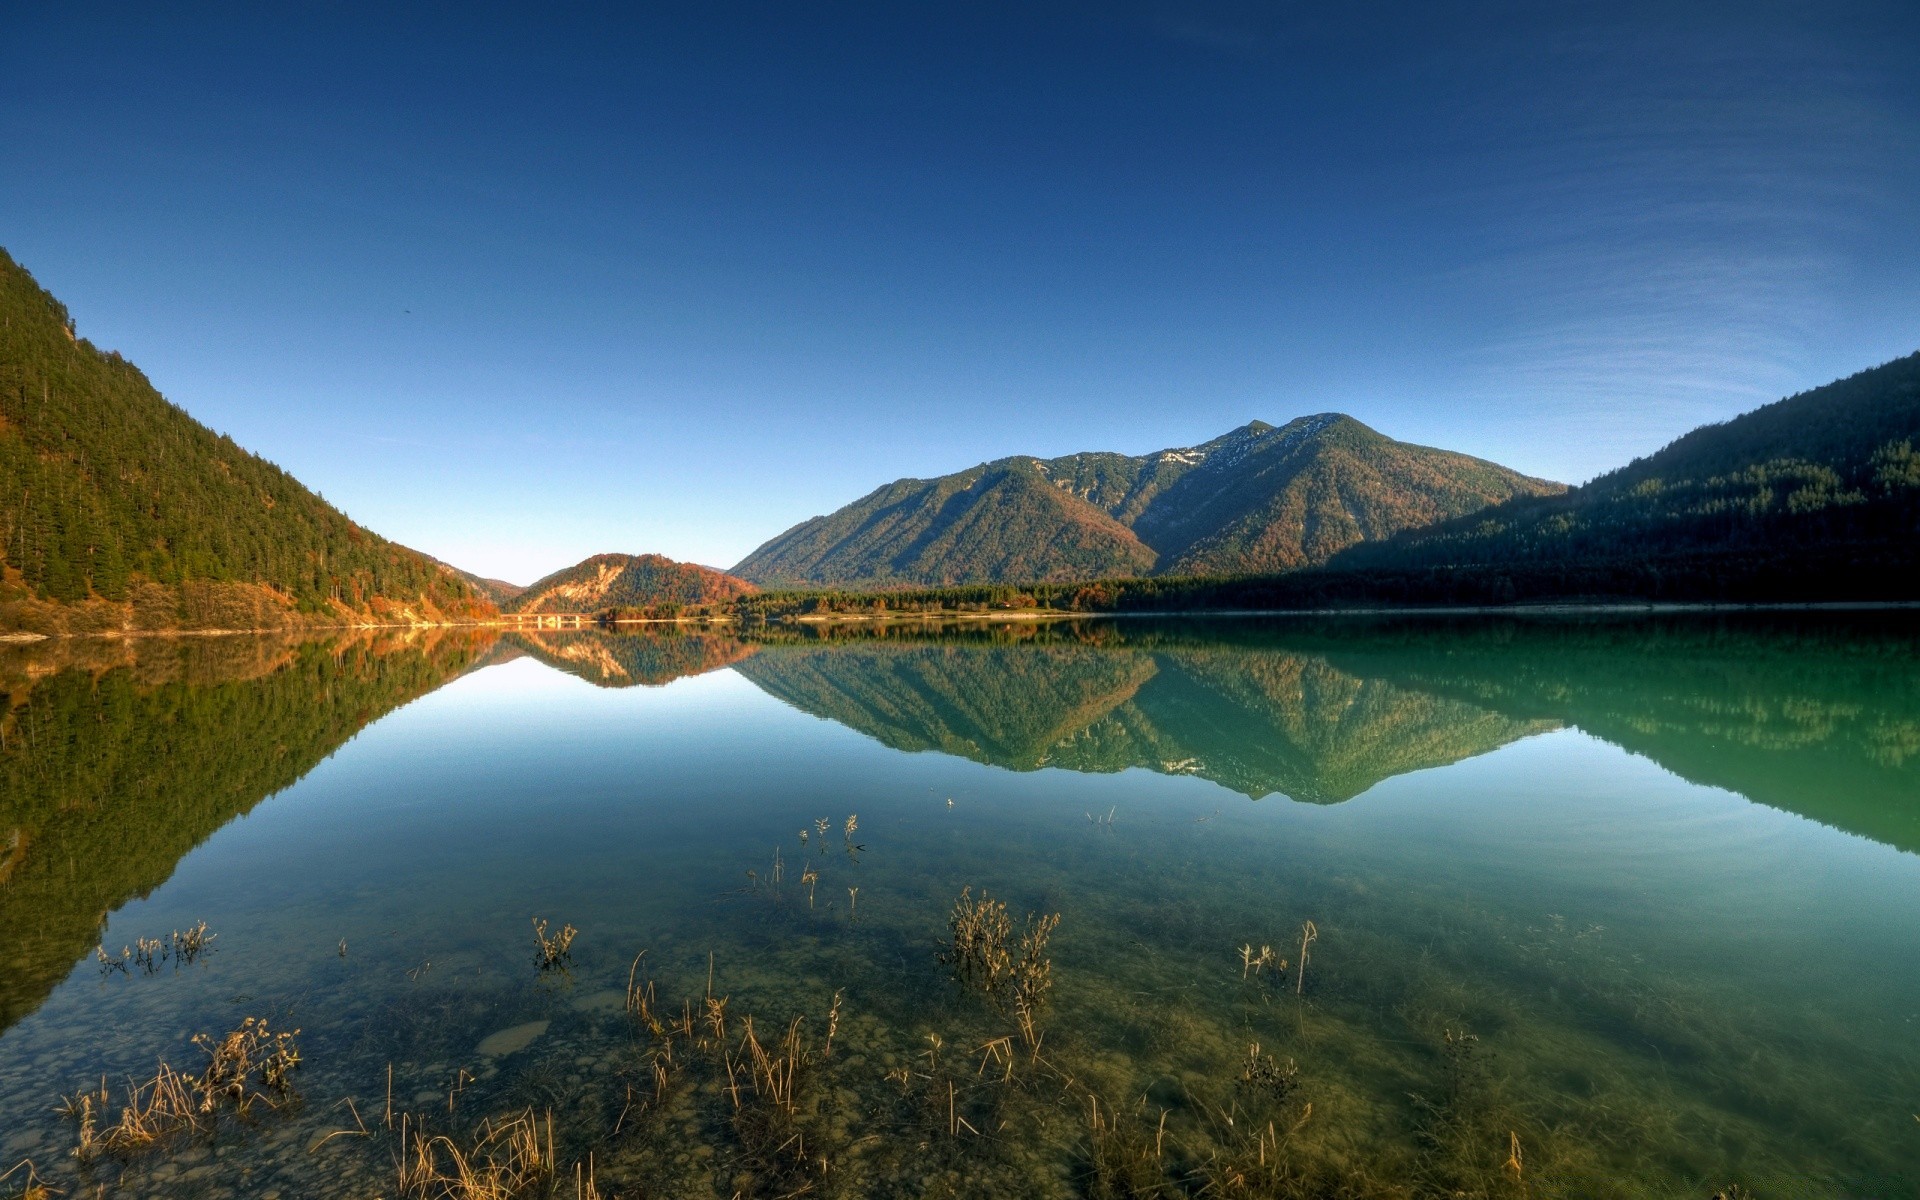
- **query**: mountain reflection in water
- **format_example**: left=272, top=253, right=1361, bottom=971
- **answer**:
left=2, top=613, right=1915, bottom=1040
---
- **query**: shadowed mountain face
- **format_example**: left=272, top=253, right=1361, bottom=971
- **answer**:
left=1335, top=351, right=1920, bottom=592
left=733, top=416, right=1563, bottom=587
left=0, top=629, right=495, bottom=1033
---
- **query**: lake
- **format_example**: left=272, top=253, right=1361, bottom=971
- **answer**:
left=1, top=615, right=1916, bottom=1198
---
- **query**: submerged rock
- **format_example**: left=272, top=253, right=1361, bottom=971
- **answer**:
left=476, top=1019, right=550, bottom=1057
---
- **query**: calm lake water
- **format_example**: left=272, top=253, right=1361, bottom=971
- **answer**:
left=1, top=616, right=1917, bottom=1199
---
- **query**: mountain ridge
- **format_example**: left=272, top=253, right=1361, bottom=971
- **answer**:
left=0, top=249, right=496, bottom=635
left=733, top=415, right=1563, bottom=588
left=1332, top=350, right=1920, bottom=583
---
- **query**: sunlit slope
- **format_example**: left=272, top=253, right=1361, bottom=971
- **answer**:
left=734, top=416, right=1562, bottom=587
left=507, top=553, right=756, bottom=615
left=0, top=249, right=493, bottom=634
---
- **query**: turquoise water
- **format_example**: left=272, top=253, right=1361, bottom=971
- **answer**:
left=0, top=618, right=1916, bottom=1197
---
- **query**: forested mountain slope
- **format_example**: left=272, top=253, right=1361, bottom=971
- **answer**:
left=734, top=416, right=1561, bottom=587
left=1337, top=352, right=1920, bottom=579
left=0, top=250, right=493, bottom=634
left=508, top=552, right=756, bottom=615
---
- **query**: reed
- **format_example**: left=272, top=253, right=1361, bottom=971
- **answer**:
left=0, top=1157, right=54, bottom=1200
left=624, top=951, right=662, bottom=1035
left=1083, top=1091, right=1172, bottom=1199
left=1295, top=921, right=1318, bottom=995
left=88, top=1062, right=201, bottom=1155
left=394, top=1108, right=555, bottom=1200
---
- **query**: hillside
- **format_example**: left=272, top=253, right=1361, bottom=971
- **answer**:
left=508, top=552, right=756, bottom=615
left=439, top=561, right=526, bottom=608
left=733, top=416, right=1561, bottom=587
left=1334, top=352, right=1920, bottom=587
left=0, top=249, right=494, bottom=634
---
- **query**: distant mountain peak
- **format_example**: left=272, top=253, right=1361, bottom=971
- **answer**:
left=734, top=416, right=1561, bottom=588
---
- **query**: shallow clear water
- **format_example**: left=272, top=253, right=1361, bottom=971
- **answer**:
left=1, top=617, right=1917, bottom=1198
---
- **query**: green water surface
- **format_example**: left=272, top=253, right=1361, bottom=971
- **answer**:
left=0, top=616, right=1916, bottom=1198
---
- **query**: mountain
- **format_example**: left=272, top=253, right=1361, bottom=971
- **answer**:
left=732, top=415, right=1562, bottom=588
left=506, top=552, right=756, bottom=614
left=0, top=249, right=495, bottom=635
left=1334, top=352, right=1920, bottom=588
left=428, top=558, right=526, bottom=608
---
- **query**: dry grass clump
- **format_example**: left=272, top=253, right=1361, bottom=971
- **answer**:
left=394, top=1108, right=554, bottom=1200
left=612, top=957, right=854, bottom=1191
left=62, top=1018, right=301, bottom=1160
left=196, top=1016, right=303, bottom=1109
left=942, top=887, right=1061, bottom=1052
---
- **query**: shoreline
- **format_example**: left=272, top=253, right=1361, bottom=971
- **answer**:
left=6, top=598, right=1917, bottom=643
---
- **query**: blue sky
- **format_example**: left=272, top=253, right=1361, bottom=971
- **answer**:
left=4, top=2, right=1917, bottom=583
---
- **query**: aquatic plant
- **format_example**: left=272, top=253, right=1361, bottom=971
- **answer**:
left=62, top=1017, right=302, bottom=1159
left=1238, top=943, right=1284, bottom=981
left=944, top=887, right=1014, bottom=993
left=132, top=936, right=163, bottom=973
left=171, top=920, right=215, bottom=963
left=531, top=918, right=577, bottom=971
left=1295, top=920, right=1317, bottom=995
left=193, top=1016, right=302, bottom=1111
left=1239, top=1043, right=1300, bottom=1104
